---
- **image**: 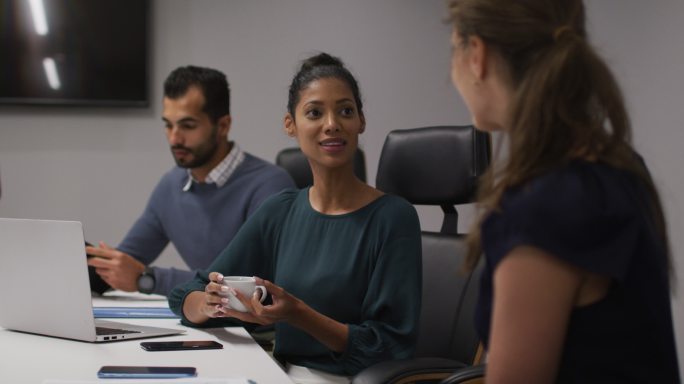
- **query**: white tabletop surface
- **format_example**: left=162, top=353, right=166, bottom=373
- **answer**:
left=0, top=292, right=293, bottom=384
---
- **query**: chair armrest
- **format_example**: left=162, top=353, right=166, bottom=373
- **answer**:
left=351, top=357, right=467, bottom=384
left=439, top=364, right=486, bottom=384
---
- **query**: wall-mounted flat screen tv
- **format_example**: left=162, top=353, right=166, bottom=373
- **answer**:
left=0, top=0, right=149, bottom=107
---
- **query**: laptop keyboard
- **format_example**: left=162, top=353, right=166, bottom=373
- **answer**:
left=96, top=326, right=141, bottom=335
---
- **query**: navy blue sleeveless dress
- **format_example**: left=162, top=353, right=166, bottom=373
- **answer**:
left=476, top=160, right=679, bottom=383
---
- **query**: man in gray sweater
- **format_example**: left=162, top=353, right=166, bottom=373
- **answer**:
left=86, top=66, right=294, bottom=296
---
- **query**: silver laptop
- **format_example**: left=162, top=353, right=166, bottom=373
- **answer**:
left=0, top=218, right=185, bottom=342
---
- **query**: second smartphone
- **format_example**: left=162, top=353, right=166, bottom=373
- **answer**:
left=97, top=366, right=197, bottom=378
left=140, top=340, right=223, bottom=351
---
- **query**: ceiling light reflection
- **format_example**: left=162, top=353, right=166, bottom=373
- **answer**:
left=43, top=58, right=61, bottom=90
left=28, top=0, right=48, bottom=35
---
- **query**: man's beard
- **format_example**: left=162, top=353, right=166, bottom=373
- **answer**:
left=170, top=138, right=219, bottom=169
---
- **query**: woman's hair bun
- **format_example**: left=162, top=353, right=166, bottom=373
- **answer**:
left=300, top=52, right=344, bottom=72
left=287, top=51, right=362, bottom=117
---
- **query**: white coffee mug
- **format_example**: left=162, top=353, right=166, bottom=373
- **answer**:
left=221, top=276, right=267, bottom=312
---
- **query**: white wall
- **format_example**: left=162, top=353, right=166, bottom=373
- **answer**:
left=0, top=0, right=682, bottom=373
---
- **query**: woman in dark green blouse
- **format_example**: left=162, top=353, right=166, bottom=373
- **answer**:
left=169, top=53, right=422, bottom=382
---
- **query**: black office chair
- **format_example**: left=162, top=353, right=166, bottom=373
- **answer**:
left=352, top=125, right=490, bottom=384
left=275, top=147, right=367, bottom=188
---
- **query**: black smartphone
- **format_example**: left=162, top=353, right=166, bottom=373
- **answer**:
left=140, top=340, right=223, bottom=351
left=97, top=366, right=197, bottom=379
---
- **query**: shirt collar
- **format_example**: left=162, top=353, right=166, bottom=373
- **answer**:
left=182, top=142, right=245, bottom=192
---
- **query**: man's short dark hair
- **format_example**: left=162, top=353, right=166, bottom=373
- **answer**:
left=163, top=66, right=230, bottom=123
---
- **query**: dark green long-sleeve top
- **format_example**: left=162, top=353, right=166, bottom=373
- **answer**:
left=169, top=188, right=422, bottom=376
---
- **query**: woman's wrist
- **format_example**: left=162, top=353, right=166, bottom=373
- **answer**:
left=183, top=291, right=209, bottom=324
left=287, top=298, right=348, bottom=353
left=288, top=297, right=312, bottom=328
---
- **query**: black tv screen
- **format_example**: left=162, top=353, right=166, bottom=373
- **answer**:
left=0, top=0, right=149, bottom=107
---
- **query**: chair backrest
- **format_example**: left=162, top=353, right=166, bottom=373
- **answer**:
left=376, top=125, right=490, bottom=233
left=376, top=125, right=490, bottom=364
left=275, top=147, right=367, bottom=189
left=418, top=233, right=483, bottom=362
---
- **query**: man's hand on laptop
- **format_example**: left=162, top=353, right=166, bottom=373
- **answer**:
left=86, top=242, right=145, bottom=292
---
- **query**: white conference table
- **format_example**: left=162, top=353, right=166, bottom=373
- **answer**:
left=0, top=291, right=293, bottom=384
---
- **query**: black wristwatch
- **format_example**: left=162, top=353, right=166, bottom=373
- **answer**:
left=137, top=267, right=156, bottom=294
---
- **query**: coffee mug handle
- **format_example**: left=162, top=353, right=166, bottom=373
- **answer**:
left=256, top=285, right=267, bottom=303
